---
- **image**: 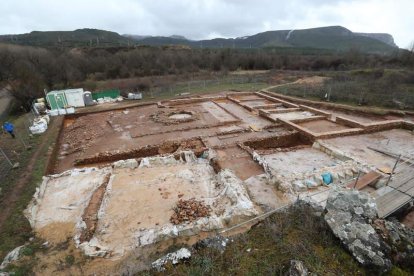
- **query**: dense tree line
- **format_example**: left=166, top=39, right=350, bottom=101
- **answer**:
left=0, top=43, right=412, bottom=109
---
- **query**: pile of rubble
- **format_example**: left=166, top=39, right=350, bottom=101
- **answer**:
left=170, top=198, right=212, bottom=225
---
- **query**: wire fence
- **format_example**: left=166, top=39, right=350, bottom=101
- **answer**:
left=0, top=112, right=37, bottom=184
left=275, top=80, right=414, bottom=110
left=0, top=147, right=13, bottom=179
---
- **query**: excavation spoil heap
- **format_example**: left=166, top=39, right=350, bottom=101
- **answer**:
left=170, top=198, right=212, bottom=225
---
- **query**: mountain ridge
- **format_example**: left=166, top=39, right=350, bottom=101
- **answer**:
left=0, top=26, right=398, bottom=53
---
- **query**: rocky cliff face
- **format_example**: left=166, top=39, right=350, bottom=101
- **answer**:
left=356, top=33, right=397, bottom=47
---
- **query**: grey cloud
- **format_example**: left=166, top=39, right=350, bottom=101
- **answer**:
left=0, top=0, right=412, bottom=48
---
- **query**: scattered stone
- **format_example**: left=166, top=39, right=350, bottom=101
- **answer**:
left=170, top=198, right=212, bottom=225
left=0, top=245, right=24, bottom=270
left=288, top=260, right=308, bottom=276
left=324, top=188, right=391, bottom=271
left=374, top=218, right=414, bottom=269
left=194, top=235, right=229, bottom=253
left=151, top=248, right=191, bottom=271
left=113, top=159, right=138, bottom=169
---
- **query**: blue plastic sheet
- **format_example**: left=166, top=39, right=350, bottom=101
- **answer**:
left=321, top=172, right=333, bottom=185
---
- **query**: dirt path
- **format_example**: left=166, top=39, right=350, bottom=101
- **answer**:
left=262, top=76, right=328, bottom=93
left=0, top=117, right=61, bottom=231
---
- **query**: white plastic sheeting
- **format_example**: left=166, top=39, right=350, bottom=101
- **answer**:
left=29, top=115, right=50, bottom=134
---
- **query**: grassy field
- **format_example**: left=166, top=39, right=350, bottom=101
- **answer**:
left=147, top=82, right=269, bottom=100
left=0, top=115, right=61, bottom=262
left=270, top=69, right=414, bottom=110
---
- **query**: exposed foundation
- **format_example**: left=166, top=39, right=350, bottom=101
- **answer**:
left=27, top=89, right=414, bottom=271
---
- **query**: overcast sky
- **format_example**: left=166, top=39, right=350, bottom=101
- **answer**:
left=0, top=0, right=413, bottom=48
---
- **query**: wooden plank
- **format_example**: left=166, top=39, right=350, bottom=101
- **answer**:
left=376, top=175, right=414, bottom=218
left=347, top=171, right=381, bottom=190
left=378, top=197, right=412, bottom=218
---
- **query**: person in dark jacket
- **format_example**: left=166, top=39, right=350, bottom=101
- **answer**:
left=3, top=122, right=15, bottom=138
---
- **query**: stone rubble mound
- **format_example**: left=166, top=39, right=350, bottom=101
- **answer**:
left=324, top=188, right=391, bottom=271
left=374, top=218, right=414, bottom=269
left=151, top=248, right=191, bottom=271
left=170, top=198, right=212, bottom=225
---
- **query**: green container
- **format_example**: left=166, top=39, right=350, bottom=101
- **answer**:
left=47, top=91, right=68, bottom=110
left=92, top=89, right=120, bottom=100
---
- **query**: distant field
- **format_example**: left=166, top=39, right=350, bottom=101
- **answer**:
left=270, top=69, right=414, bottom=110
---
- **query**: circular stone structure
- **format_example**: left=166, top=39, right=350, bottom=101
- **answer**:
left=151, top=110, right=198, bottom=125
left=169, top=113, right=192, bottom=120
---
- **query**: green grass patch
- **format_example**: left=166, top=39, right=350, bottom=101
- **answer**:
left=146, top=82, right=269, bottom=101
left=282, top=69, right=414, bottom=110
left=141, top=206, right=370, bottom=275
left=0, top=116, right=61, bottom=262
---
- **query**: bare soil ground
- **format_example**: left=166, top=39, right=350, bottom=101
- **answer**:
left=262, top=147, right=339, bottom=175
left=298, top=119, right=350, bottom=133
left=322, top=129, right=414, bottom=169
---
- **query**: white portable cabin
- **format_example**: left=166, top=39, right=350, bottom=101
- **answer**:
left=64, top=88, right=85, bottom=107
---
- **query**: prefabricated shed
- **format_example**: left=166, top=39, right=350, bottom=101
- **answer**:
left=46, top=88, right=85, bottom=110
left=92, top=89, right=120, bottom=100
left=46, top=90, right=68, bottom=110
left=64, top=88, right=85, bottom=107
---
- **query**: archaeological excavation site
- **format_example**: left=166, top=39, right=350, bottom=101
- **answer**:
left=20, top=89, right=414, bottom=274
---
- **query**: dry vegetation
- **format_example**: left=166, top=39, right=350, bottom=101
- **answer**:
left=1, top=43, right=413, bottom=110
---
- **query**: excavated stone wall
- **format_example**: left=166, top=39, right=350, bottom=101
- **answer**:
left=243, top=131, right=310, bottom=150
left=75, top=138, right=206, bottom=166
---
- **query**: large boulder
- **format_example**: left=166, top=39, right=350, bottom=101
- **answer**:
left=324, top=188, right=391, bottom=271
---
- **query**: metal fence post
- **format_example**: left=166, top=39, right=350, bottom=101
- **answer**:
left=386, top=154, right=401, bottom=186
left=353, top=171, right=361, bottom=189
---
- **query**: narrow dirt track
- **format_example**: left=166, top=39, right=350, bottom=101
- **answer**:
left=0, top=117, right=61, bottom=231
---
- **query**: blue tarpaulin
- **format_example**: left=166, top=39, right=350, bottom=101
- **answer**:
left=321, top=172, right=333, bottom=185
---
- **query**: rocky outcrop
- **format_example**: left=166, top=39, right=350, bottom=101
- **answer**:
left=374, top=218, right=414, bottom=269
left=195, top=235, right=230, bottom=253
left=324, top=188, right=391, bottom=271
left=288, top=260, right=308, bottom=276
left=151, top=248, right=191, bottom=271
left=0, top=245, right=23, bottom=270
left=355, top=33, right=397, bottom=47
